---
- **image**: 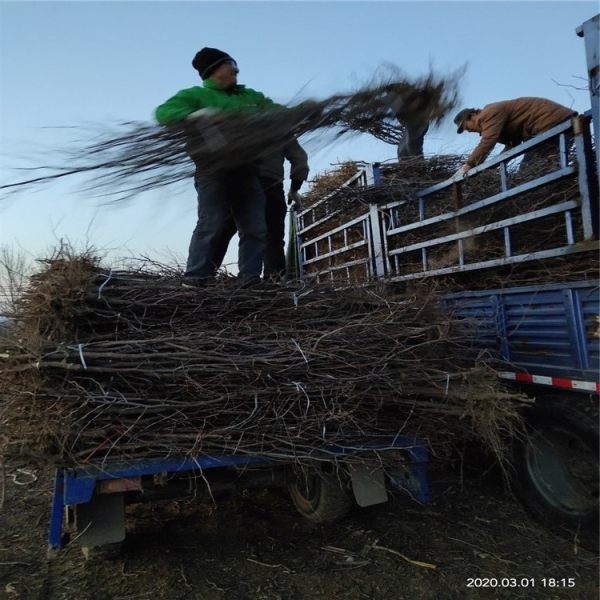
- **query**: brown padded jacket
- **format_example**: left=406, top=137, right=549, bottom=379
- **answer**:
left=465, top=97, right=576, bottom=167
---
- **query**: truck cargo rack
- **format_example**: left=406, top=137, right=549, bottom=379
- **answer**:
left=296, top=115, right=598, bottom=283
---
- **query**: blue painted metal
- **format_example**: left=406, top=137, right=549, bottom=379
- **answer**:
left=48, top=470, right=65, bottom=551
left=48, top=453, right=278, bottom=550
left=581, top=286, right=600, bottom=371
left=417, top=120, right=575, bottom=198
left=493, top=296, right=510, bottom=362
left=563, top=288, right=588, bottom=370
left=406, top=443, right=429, bottom=503
left=368, top=202, right=386, bottom=277
left=294, top=113, right=598, bottom=284
left=443, top=280, right=600, bottom=382
left=61, top=454, right=274, bottom=505
left=372, top=163, right=382, bottom=186
left=316, top=437, right=429, bottom=503
left=376, top=436, right=429, bottom=502
left=573, top=116, right=598, bottom=240
left=49, top=436, right=429, bottom=550
left=576, top=15, right=600, bottom=179
left=63, top=477, right=97, bottom=505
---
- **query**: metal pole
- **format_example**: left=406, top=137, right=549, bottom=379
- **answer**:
left=576, top=14, right=600, bottom=180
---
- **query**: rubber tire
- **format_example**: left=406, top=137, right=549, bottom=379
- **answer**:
left=512, top=399, right=599, bottom=552
left=289, top=465, right=353, bottom=523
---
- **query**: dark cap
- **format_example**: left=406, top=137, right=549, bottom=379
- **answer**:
left=192, top=47, right=237, bottom=80
left=454, top=108, right=477, bottom=134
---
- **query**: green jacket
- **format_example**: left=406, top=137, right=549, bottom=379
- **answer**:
left=155, top=79, right=275, bottom=125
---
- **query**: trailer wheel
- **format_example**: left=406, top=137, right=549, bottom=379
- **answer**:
left=289, top=464, right=352, bottom=523
left=513, top=400, right=599, bottom=551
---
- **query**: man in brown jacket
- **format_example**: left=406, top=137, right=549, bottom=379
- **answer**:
left=453, top=97, right=576, bottom=177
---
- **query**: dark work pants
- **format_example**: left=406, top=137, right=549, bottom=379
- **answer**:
left=185, top=167, right=266, bottom=281
left=213, top=176, right=287, bottom=278
left=261, top=177, right=287, bottom=277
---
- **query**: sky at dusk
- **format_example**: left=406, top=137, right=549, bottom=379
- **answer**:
left=0, top=1, right=596, bottom=270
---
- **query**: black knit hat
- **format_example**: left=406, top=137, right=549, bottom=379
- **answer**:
left=454, top=108, right=477, bottom=134
left=192, top=47, right=236, bottom=80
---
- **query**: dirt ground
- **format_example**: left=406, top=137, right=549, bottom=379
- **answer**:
left=1, top=457, right=598, bottom=600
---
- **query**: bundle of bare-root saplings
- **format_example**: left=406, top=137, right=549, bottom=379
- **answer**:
left=0, top=254, right=528, bottom=470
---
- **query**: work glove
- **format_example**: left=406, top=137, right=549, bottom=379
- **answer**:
left=186, top=107, right=227, bottom=151
left=186, top=107, right=221, bottom=121
left=451, top=164, right=470, bottom=182
left=287, top=189, right=303, bottom=207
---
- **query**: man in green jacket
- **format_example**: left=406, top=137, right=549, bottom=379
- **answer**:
left=155, top=47, right=275, bottom=285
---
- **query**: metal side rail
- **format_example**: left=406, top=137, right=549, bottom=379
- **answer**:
left=381, top=117, right=598, bottom=281
left=296, top=164, right=378, bottom=281
left=441, top=279, right=600, bottom=383
left=295, top=116, right=598, bottom=283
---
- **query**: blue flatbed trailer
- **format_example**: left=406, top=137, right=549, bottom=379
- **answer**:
left=49, top=436, right=430, bottom=557
left=442, top=281, right=598, bottom=543
left=48, top=14, right=599, bottom=557
left=442, top=280, right=599, bottom=391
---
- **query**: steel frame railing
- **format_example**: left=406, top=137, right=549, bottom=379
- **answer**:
left=296, top=115, right=598, bottom=282
left=296, top=163, right=378, bottom=282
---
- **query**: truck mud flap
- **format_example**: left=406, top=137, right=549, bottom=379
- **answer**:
left=349, top=464, right=388, bottom=507
left=75, top=492, right=126, bottom=554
